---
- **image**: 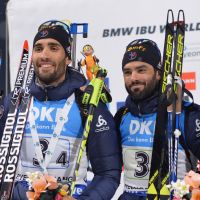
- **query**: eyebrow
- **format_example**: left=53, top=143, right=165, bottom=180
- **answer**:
left=33, top=42, right=61, bottom=48
left=135, top=65, right=147, bottom=69
left=123, top=64, right=147, bottom=71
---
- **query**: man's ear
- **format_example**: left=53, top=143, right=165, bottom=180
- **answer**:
left=156, top=69, right=161, bottom=81
left=65, top=57, right=71, bottom=66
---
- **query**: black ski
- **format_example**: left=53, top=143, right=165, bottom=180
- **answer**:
left=147, top=9, right=174, bottom=200
left=0, top=40, right=29, bottom=184
left=0, top=40, right=33, bottom=199
left=0, top=62, right=34, bottom=199
left=167, top=9, right=185, bottom=184
left=147, top=9, right=185, bottom=200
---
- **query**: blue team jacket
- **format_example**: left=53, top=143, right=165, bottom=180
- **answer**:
left=0, top=67, right=122, bottom=200
left=117, top=91, right=200, bottom=200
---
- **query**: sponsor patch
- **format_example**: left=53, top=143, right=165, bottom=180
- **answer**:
left=195, top=119, right=200, bottom=137
left=95, top=115, right=110, bottom=133
left=182, top=72, right=196, bottom=90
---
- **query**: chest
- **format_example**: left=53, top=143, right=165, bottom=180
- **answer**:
left=25, top=98, right=83, bottom=138
left=120, top=113, right=157, bottom=148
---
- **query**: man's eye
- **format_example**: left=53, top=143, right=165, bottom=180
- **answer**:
left=50, top=46, right=59, bottom=51
left=138, top=68, right=146, bottom=73
left=34, top=46, right=42, bottom=52
left=123, top=70, right=131, bottom=75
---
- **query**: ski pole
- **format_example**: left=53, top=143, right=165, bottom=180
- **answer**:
left=171, top=10, right=185, bottom=183
left=70, top=23, right=88, bottom=70
left=166, top=73, right=175, bottom=185
left=70, top=68, right=107, bottom=196
left=172, top=78, right=182, bottom=182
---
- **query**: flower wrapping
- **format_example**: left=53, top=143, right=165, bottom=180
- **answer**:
left=168, top=170, right=200, bottom=200
left=26, top=172, right=70, bottom=200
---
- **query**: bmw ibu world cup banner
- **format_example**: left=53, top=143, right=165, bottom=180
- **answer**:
left=7, top=0, right=200, bottom=115
left=6, top=0, right=200, bottom=198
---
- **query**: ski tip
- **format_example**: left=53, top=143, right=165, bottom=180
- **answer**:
left=23, top=40, right=29, bottom=51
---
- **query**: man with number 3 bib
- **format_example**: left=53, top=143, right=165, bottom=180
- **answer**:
left=115, top=39, right=200, bottom=200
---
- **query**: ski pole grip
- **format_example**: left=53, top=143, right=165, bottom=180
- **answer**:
left=89, top=78, right=104, bottom=106
left=96, top=68, right=107, bottom=79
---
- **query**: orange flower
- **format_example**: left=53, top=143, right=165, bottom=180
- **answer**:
left=44, top=174, right=58, bottom=190
left=27, top=175, right=48, bottom=199
left=26, top=190, right=41, bottom=200
left=191, top=188, right=200, bottom=200
left=26, top=172, right=62, bottom=200
left=184, top=170, right=200, bottom=189
left=32, top=175, right=48, bottom=193
left=26, top=191, right=36, bottom=200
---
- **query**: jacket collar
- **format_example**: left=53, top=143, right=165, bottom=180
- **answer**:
left=30, top=67, right=86, bottom=101
left=125, top=91, right=159, bottom=116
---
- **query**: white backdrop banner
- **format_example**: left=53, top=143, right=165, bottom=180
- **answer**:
left=7, top=0, right=200, bottom=114
left=6, top=0, right=200, bottom=199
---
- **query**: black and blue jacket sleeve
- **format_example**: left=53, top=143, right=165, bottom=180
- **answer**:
left=78, top=103, right=122, bottom=200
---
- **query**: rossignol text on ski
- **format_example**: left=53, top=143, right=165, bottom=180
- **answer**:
left=0, top=40, right=35, bottom=199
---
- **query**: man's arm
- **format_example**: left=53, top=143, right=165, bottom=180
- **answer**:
left=185, top=103, right=200, bottom=160
left=78, top=103, right=122, bottom=200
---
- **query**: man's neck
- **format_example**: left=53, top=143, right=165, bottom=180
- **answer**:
left=36, top=70, right=67, bottom=88
left=35, top=76, right=65, bottom=88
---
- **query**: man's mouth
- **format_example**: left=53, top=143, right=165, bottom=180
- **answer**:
left=131, top=83, right=145, bottom=91
left=40, top=64, right=53, bottom=68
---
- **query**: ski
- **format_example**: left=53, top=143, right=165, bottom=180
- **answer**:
left=0, top=41, right=34, bottom=199
left=147, top=9, right=174, bottom=200
left=0, top=40, right=29, bottom=185
left=147, top=9, right=185, bottom=200
left=0, top=62, right=34, bottom=199
left=159, top=10, right=185, bottom=200
left=168, top=9, right=185, bottom=184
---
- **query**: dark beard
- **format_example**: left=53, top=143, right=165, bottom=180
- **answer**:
left=35, top=72, right=55, bottom=85
left=126, top=75, right=160, bottom=101
left=34, top=59, right=66, bottom=85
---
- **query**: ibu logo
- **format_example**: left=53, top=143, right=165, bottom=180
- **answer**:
left=129, top=120, right=155, bottom=135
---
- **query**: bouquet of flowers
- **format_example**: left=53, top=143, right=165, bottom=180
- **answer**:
left=168, top=170, right=200, bottom=200
left=26, top=171, right=70, bottom=200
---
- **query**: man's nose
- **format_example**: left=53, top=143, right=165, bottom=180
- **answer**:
left=41, top=47, right=50, bottom=58
left=131, top=71, right=139, bottom=81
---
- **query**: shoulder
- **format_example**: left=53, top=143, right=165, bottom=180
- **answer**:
left=95, top=102, right=113, bottom=120
left=182, top=88, right=199, bottom=113
left=114, top=106, right=129, bottom=123
left=1, top=93, right=12, bottom=109
left=0, top=92, right=13, bottom=121
left=184, top=102, right=200, bottom=114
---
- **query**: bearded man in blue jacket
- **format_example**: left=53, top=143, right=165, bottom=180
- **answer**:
left=115, top=39, right=200, bottom=200
left=0, top=22, right=121, bottom=200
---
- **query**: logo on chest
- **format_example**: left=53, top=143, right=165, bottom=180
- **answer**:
left=31, top=107, right=66, bottom=122
left=129, top=120, right=155, bottom=135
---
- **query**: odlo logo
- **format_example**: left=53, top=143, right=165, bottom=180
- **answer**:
left=95, top=115, right=110, bottom=132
